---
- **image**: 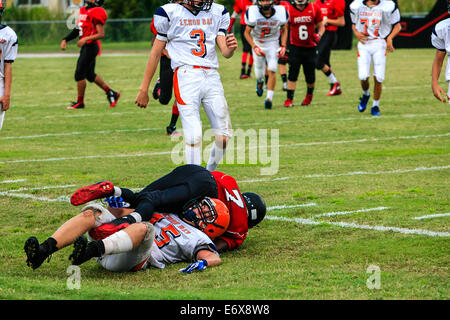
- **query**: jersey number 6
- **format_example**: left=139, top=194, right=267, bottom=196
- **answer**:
left=190, top=29, right=207, bottom=58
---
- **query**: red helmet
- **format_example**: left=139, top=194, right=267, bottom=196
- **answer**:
left=182, top=197, right=230, bottom=238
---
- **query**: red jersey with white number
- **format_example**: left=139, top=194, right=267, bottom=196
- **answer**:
left=233, top=0, right=254, bottom=25
left=212, top=171, right=248, bottom=251
left=287, top=2, right=323, bottom=47
left=77, top=6, right=108, bottom=42
left=313, top=0, right=345, bottom=31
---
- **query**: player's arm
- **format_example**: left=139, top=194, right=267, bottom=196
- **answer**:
left=431, top=49, right=447, bottom=103
left=77, top=23, right=105, bottom=48
left=213, top=238, right=229, bottom=252
left=179, top=249, right=221, bottom=273
left=385, top=22, right=402, bottom=53
left=0, top=62, right=12, bottom=112
left=135, top=38, right=166, bottom=108
left=61, top=28, right=78, bottom=50
left=352, top=23, right=367, bottom=44
left=324, top=15, right=345, bottom=27
left=217, top=33, right=238, bottom=59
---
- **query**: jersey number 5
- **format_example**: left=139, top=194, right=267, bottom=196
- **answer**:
left=190, top=29, right=207, bottom=58
left=155, top=224, right=181, bottom=249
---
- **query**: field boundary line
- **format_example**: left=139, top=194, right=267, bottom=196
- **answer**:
left=413, top=213, right=450, bottom=220
left=313, top=206, right=390, bottom=218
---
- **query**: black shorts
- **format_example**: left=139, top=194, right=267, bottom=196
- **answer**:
left=74, top=42, right=99, bottom=82
left=158, top=55, right=174, bottom=105
left=240, top=24, right=252, bottom=53
left=315, top=30, right=337, bottom=70
left=288, top=46, right=316, bottom=84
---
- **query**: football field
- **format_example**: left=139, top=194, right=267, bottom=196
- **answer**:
left=0, top=45, right=448, bottom=301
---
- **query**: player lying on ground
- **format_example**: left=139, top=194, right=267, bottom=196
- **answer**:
left=25, top=199, right=229, bottom=272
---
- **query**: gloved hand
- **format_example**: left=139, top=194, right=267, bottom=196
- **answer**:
left=313, top=33, right=322, bottom=45
left=253, top=46, right=265, bottom=56
left=179, top=259, right=208, bottom=274
left=278, top=46, right=286, bottom=58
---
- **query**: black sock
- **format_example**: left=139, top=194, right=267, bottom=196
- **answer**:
left=287, top=90, right=294, bottom=100
left=42, top=237, right=58, bottom=255
left=265, top=75, right=269, bottom=83
left=324, top=70, right=332, bottom=77
left=86, top=240, right=105, bottom=258
left=241, top=63, right=246, bottom=74
left=281, top=74, right=287, bottom=83
left=169, top=114, right=179, bottom=127
left=307, top=87, right=314, bottom=95
left=247, top=65, right=252, bottom=75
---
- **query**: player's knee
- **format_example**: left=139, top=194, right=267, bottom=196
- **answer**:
left=87, top=73, right=96, bottom=83
left=185, top=135, right=202, bottom=147
left=74, top=72, right=85, bottom=82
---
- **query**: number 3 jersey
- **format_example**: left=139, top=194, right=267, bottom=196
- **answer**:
left=350, top=0, right=400, bottom=40
left=153, top=3, right=231, bottom=70
left=245, top=5, right=289, bottom=43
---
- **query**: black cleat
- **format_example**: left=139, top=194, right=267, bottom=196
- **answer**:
left=24, top=236, right=49, bottom=270
left=69, top=235, right=89, bottom=266
left=107, top=90, right=120, bottom=108
left=152, top=78, right=161, bottom=100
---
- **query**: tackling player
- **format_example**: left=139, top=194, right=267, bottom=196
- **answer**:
left=244, top=0, right=289, bottom=109
left=229, top=0, right=255, bottom=79
left=135, top=0, right=237, bottom=171
left=431, top=0, right=450, bottom=104
left=0, top=0, right=18, bottom=132
left=350, top=0, right=401, bottom=116
left=313, top=0, right=345, bottom=96
left=61, top=0, right=120, bottom=110
left=283, top=0, right=324, bottom=108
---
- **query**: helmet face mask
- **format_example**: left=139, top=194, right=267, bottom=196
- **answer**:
left=291, top=0, right=308, bottom=5
left=257, top=0, right=274, bottom=11
left=184, top=0, right=213, bottom=12
left=182, top=197, right=230, bottom=238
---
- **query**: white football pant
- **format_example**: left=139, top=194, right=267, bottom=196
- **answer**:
left=252, top=41, right=280, bottom=80
left=357, top=39, right=387, bottom=83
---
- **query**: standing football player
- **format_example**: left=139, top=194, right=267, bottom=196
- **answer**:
left=244, top=0, right=289, bottom=109
left=229, top=0, right=255, bottom=79
left=431, top=0, right=450, bottom=104
left=314, top=0, right=345, bottom=96
left=61, top=0, right=120, bottom=110
left=135, top=0, right=237, bottom=171
left=283, top=0, right=325, bottom=108
left=350, top=0, right=401, bottom=116
left=0, top=0, right=18, bottom=132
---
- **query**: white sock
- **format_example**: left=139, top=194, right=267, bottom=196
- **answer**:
left=266, top=90, right=274, bottom=101
left=113, top=186, right=122, bottom=197
left=372, top=99, right=379, bottom=107
left=185, top=144, right=202, bottom=165
left=363, top=90, right=370, bottom=96
left=206, top=143, right=226, bottom=171
left=328, top=73, right=338, bottom=84
left=102, top=230, right=133, bottom=255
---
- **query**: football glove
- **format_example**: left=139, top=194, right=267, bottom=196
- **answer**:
left=313, top=33, right=322, bottom=45
left=179, top=259, right=208, bottom=274
left=104, top=196, right=130, bottom=208
left=253, top=46, right=264, bottom=56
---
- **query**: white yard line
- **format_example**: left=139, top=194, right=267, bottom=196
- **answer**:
left=413, top=213, right=450, bottom=220
left=265, top=215, right=450, bottom=238
left=313, top=206, right=390, bottom=218
left=268, top=203, right=317, bottom=210
left=0, top=191, right=70, bottom=203
left=0, top=179, right=27, bottom=184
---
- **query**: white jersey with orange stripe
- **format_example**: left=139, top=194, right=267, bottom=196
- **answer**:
left=432, top=18, right=450, bottom=82
left=153, top=3, right=230, bottom=70
left=145, top=213, right=219, bottom=269
left=244, top=4, right=289, bottom=44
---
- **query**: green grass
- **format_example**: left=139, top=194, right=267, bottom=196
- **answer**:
left=0, top=44, right=448, bottom=301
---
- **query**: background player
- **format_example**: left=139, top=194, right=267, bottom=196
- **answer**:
left=350, top=0, right=401, bottom=116
left=229, top=0, right=255, bottom=79
left=283, top=0, right=324, bottom=108
left=314, top=0, right=345, bottom=96
left=244, top=0, right=289, bottom=109
left=135, top=0, right=237, bottom=170
left=61, top=0, right=120, bottom=110
left=431, top=0, right=450, bottom=104
left=0, top=0, right=18, bottom=132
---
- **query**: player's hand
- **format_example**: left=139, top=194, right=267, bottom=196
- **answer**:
left=225, top=33, right=238, bottom=51
left=104, top=196, right=130, bottom=208
left=0, top=95, right=10, bottom=112
left=432, top=82, right=447, bottom=103
left=313, top=33, right=321, bottom=45
left=386, top=37, right=395, bottom=53
left=60, top=40, right=67, bottom=51
left=179, top=259, right=208, bottom=274
left=77, top=38, right=87, bottom=48
left=278, top=46, right=286, bottom=58
left=135, top=90, right=150, bottom=108
left=355, top=32, right=368, bottom=44
left=253, top=46, right=264, bottom=56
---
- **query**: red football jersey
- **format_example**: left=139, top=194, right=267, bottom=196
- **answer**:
left=233, top=0, right=254, bottom=26
left=313, top=0, right=345, bottom=32
left=211, top=171, right=248, bottom=251
left=287, top=2, right=323, bottom=47
left=77, top=6, right=107, bottom=42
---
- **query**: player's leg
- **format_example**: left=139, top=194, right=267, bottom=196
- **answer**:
left=240, top=24, right=251, bottom=79
left=301, top=48, right=317, bottom=106
left=371, top=40, right=387, bottom=116
left=253, top=50, right=266, bottom=97
left=316, top=31, right=341, bottom=96
left=158, top=55, right=174, bottom=105
left=264, top=45, right=279, bottom=109
left=284, top=45, right=300, bottom=108
left=356, top=41, right=372, bottom=112
left=68, top=46, right=89, bottom=109
left=166, top=102, right=181, bottom=136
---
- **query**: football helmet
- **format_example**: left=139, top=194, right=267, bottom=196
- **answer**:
left=256, top=0, right=274, bottom=11
left=85, top=0, right=104, bottom=7
left=182, top=197, right=230, bottom=238
left=243, top=192, right=267, bottom=228
left=291, top=0, right=308, bottom=5
left=184, top=0, right=213, bottom=12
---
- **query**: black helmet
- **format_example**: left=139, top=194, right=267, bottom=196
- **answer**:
left=243, top=192, right=266, bottom=228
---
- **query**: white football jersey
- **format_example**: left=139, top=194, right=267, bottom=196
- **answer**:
left=153, top=3, right=230, bottom=70
left=432, top=18, right=450, bottom=81
left=350, top=0, right=400, bottom=40
left=145, top=213, right=218, bottom=269
left=0, top=25, right=18, bottom=80
left=245, top=5, right=289, bottom=43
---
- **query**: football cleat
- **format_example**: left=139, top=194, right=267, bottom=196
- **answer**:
left=301, top=94, right=313, bottom=106
left=24, top=236, right=49, bottom=270
left=264, top=99, right=272, bottom=110
left=327, top=82, right=342, bottom=96
left=88, top=218, right=131, bottom=240
left=358, top=94, right=370, bottom=112
left=283, top=98, right=294, bottom=108
left=152, top=78, right=161, bottom=100
left=69, top=235, right=89, bottom=265
left=166, top=125, right=181, bottom=137
left=371, top=105, right=380, bottom=116
left=256, top=80, right=264, bottom=97
left=67, top=102, right=85, bottom=110
left=106, top=90, right=120, bottom=108
left=70, top=181, right=114, bottom=206
left=240, top=74, right=249, bottom=79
